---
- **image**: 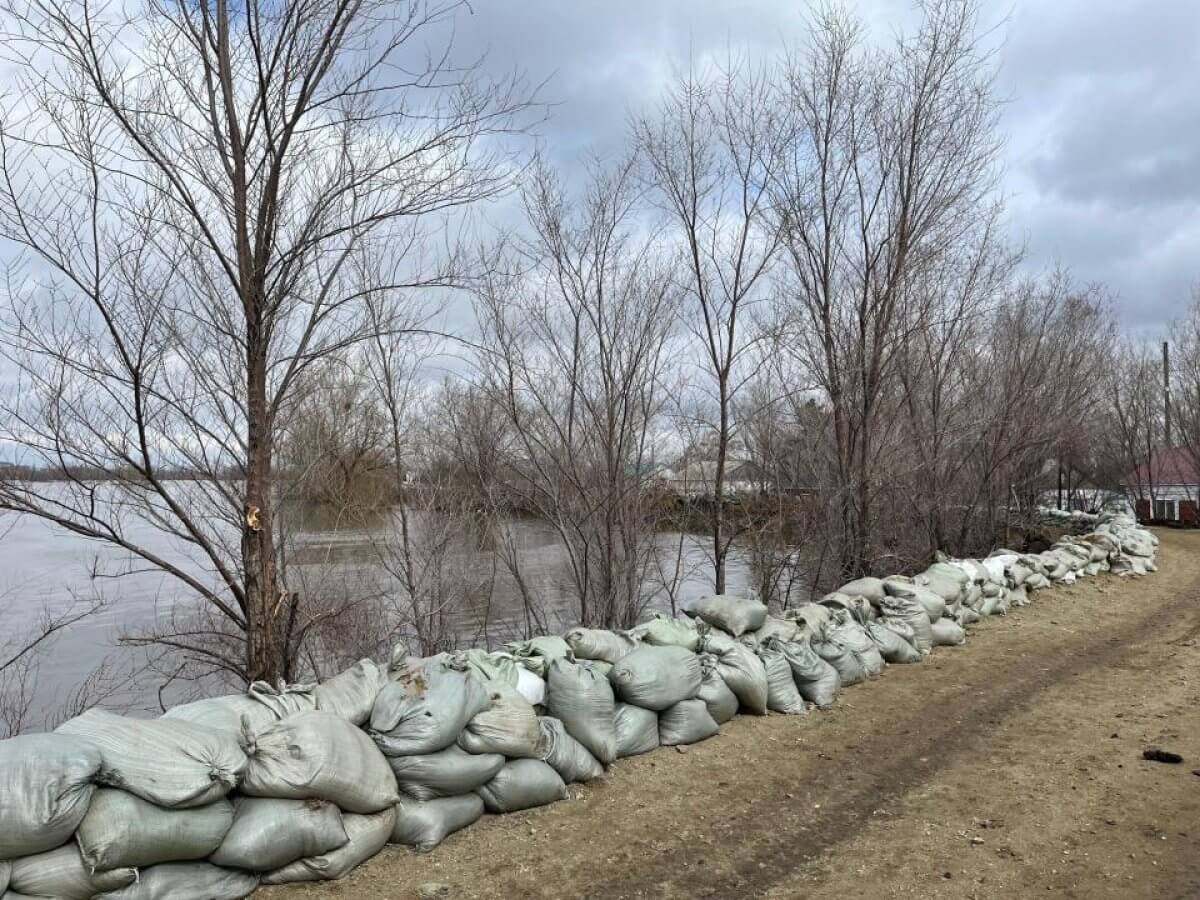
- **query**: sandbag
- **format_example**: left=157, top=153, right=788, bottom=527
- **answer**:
left=658, top=699, right=719, bottom=746
left=93, top=862, right=258, bottom=900
left=955, top=605, right=981, bottom=626
left=210, top=798, right=348, bottom=872
left=476, top=759, right=567, bottom=814
left=825, top=611, right=886, bottom=677
left=931, top=617, right=967, bottom=646
left=504, top=636, right=573, bottom=677
left=635, top=613, right=702, bottom=652
left=0, top=860, right=9, bottom=894
left=458, top=681, right=541, bottom=758
left=757, top=643, right=807, bottom=715
left=746, top=615, right=800, bottom=646
left=242, top=711, right=398, bottom=814
left=712, top=642, right=768, bottom=715
left=883, top=579, right=946, bottom=621
left=389, top=744, right=505, bottom=801
left=811, top=630, right=867, bottom=687
left=685, top=594, right=767, bottom=637
left=608, top=645, right=702, bottom=711
left=515, top=667, right=546, bottom=706
left=818, top=592, right=875, bottom=626
left=545, top=658, right=617, bottom=766
left=696, top=656, right=739, bottom=724
left=877, top=595, right=933, bottom=654
left=390, top=794, right=483, bottom=852
left=260, top=808, right=396, bottom=884
left=778, top=638, right=841, bottom=708
left=370, top=657, right=490, bottom=757
left=9, top=843, right=135, bottom=899
left=241, top=680, right=318, bottom=719
left=563, top=627, right=637, bottom=664
left=787, top=602, right=832, bottom=631
left=836, top=577, right=885, bottom=603
left=0, top=733, right=101, bottom=858
left=457, top=649, right=521, bottom=688
left=613, top=702, right=659, bottom=757
left=537, top=717, right=604, bottom=783
left=56, top=709, right=245, bottom=809
left=162, top=694, right=277, bottom=736
left=867, top=621, right=922, bottom=664
left=314, top=660, right=386, bottom=726
left=76, top=789, right=233, bottom=870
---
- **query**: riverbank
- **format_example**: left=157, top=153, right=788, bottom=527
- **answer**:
left=264, top=527, right=1200, bottom=900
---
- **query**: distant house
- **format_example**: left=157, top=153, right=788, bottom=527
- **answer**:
left=1125, top=447, right=1199, bottom=525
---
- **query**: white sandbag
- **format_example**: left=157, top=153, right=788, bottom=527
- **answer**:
left=836, top=577, right=885, bottom=603
left=712, top=642, right=768, bottom=715
left=685, top=594, right=767, bottom=637
left=76, top=789, right=233, bottom=870
left=456, top=649, right=521, bottom=688
left=0, top=860, right=9, bottom=894
left=608, top=645, right=702, bottom=711
left=476, top=759, right=567, bottom=814
left=778, top=638, right=841, bottom=708
left=787, top=602, right=833, bottom=631
left=0, top=733, right=101, bottom=858
left=757, top=643, right=807, bottom=715
left=698, top=625, right=738, bottom=656
left=504, top=636, right=573, bottom=677
left=242, top=711, right=398, bottom=814
left=93, top=862, right=258, bottom=900
left=260, top=808, right=396, bottom=884
left=390, top=794, right=483, bottom=852
left=545, top=658, right=617, bottom=766
left=563, top=627, right=638, bottom=664
left=635, top=613, right=703, bottom=652
left=210, top=798, right=348, bottom=872
left=955, top=605, right=981, bottom=626
left=389, top=745, right=505, bottom=801
left=9, top=843, right=135, bottom=899
left=515, top=667, right=546, bottom=706
left=658, top=699, right=719, bottom=746
left=930, top=617, right=966, bottom=646
left=458, top=681, right=541, bottom=759
left=825, top=610, right=886, bottom=677
left=370, top=657, right=490, bottom=757
left=314, top=660, right=386, bottom=726
left=883, top=579, right=946, bottom=621
left=613, top=702, right=659, bottom=757
left=868, top=620, right=921, bottom=663
left=536, top=717, right=604, bottom=783
left=696, top=656, right=739, bottom=724
left=56, top=709, right=245, bottom=809
left=818, top=592, right=875, bottom=626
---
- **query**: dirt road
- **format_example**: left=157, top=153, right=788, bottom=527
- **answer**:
left=265, top=528, right=1200, bottom=900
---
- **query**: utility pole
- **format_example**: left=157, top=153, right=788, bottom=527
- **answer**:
left=1163, top=340, right=1172, bottom=447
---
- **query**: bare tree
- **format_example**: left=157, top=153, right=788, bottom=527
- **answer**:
left=634, top=58, right=784, bottom=594
left=0, top=0, right=534, bottom=683
left=475, top=155, right=678, bottom=629
left=771, top=0, right=1006, bottom=576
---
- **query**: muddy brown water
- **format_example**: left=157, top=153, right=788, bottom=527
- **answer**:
left=264, top=528, right=1200, bottom=900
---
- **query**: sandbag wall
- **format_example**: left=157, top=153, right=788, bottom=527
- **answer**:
left=0, top=513, right=1158, bottom=900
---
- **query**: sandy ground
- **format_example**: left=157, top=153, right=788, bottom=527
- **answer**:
left=264, top=528, right=1200, bottom=900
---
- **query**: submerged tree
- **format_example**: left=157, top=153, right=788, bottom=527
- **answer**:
left=0, top=0, right=534, bottom=683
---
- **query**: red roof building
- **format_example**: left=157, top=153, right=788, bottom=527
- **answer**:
left=1125, top=447, right=1199, bottom=524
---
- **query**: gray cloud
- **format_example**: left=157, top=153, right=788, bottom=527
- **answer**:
left=452, top=0, right=1197, bottom=331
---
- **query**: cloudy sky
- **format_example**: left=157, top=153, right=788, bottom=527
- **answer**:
left=446, top=0, right=1199, bottom=332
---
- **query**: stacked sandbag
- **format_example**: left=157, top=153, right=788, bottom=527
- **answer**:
left=56, top=709, right=246, bottom=808
left=370, top=656, right=491, bottom=757
left=476, top=759, right=567, bottom=813
left=696, top=654, right=740, bottom=724
left=504, top=636, right=573, bottom=677
left=8, top=842, right=136, bottom=898
left=164, top=681, right=316, bottom=736
left=545, top=658, right=617, bottom=766
left=0, top=733, right=102, bottom=858
left=685, top=594, right=767, bottom=637
left=389, top=745, right=505, bottom=800
left=613, top=702, right=659, bottom=757
left=260, top=808, right=396, bottom=884
left=756, top=640, right=807, bottom=715
left=536, top=717, right=604, bottom=782
left=563, top=627, right=637, bottom=665
left=458, top=681, right=541, bottom=758
left=93, top=862, right=258, bottom=899
left=775, top=636, right=841, bottom=708
left=701, top=636, right=768, bottom=715
left=390, top=794, right=483, bottom=852
left=76, top=789, right=233, bottom=870
left=313, top=659, right=387, bottom=726
left=609, top=645, right=701, bottom=711
left=632, top=613, right=703, bottom=652
left=211, top=798, right=348, bottom=872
